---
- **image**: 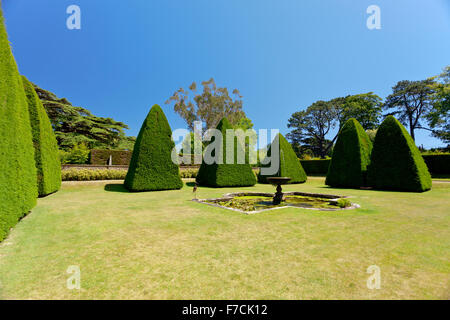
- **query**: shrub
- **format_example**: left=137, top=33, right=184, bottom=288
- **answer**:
left=326, top=118, right=373, bottom=188
left=196, top=118, right=256, bottom=187
left=258, top=133, right=307, bottom=184
left=62, top=169, right=127, bottom=181
left=0, top=10, right=37, bottom=241
left=368, top=116, right=432, bottom=192
left=300, top=159, right=331, bottom=175
left=124, top=105, right=183, bottom=191
left=180, top=168, right=198, bottom=179
left=422, top=154, right=450, bottom=175
left=336, top=198, right=352, bottom=208
left=90, top=149, right=132, bottom=165
left=22, top=76, right=61, bottom=197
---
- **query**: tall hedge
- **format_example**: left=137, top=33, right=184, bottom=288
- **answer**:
left=0, top=10, right=37, bottom=241
left=326, top=118, right=372, bottom=188
left=196, top=118, right=256, bottom=187
left=258, top=133, right=307, bottom=184
left=124, top=105, right=183, bottom=191
left=90, top=149, right=132, bottom=165
left=368, top=116, right=432, bottom=192
left=22, top=76, right=61, bottom=196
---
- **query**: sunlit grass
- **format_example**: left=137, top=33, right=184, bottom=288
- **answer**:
left=0, top=178, right=449, bottom=299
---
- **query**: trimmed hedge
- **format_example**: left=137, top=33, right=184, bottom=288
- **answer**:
left=300, top=159, right=330, bottom=175
left=326, top=118, right=372, bottom=188
left=90, top=149, right=132, bottom=165
left=196, top=118, right=256, bottom=187
left=0, top=10, right=38, bottom=241
left=124, top=105, right=183, bottom=191
left=258, top=133, right=307, bottom=184
left=368, top=116, right=432, bottom=192
left=62, top=168, right=127, bottom=181
left=422, top=154, right=450, bottom=175
left=22, top=76, right=61, bottom=197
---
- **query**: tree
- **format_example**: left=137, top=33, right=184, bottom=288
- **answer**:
left=0, top=9, right=37, bottom=241
left=32, top=83, right=134, bottom=150
left=426, top=66, right=450, bottom=144
left=288, top=93, right=382, bottom=159
left=22, top=76, right=61, bottom=197
left=367, top=116, right=431, bottom=192
left=336, top=93, right=382, bottom=130
left=124, top=105, right=183, bottom=191
left=165, top=78, right=249, bottom=131
left=383, top=80, right=435, bottom=141
left=196, top=118, right=256, bottom=187
left=326, top=119, right=372, bottom=188
left=287, top=101, right=337, bottom=159
left=258, top=134, right=307, bottom=184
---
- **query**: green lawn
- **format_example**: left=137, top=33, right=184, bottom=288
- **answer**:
left=0, top=178, right=449, bottom=299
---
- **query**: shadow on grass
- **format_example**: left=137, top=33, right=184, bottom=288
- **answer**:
left=104, top=184, right=129, bottom=193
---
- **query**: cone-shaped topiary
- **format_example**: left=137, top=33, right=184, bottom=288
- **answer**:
left=258, top=133, right=307, bottom=184
left=326, top=118, right=372, bottom=188
left=124, top=105, right=183, bottom=191
left=0, top=10, right=37, bottom=241
left=22, top=76, right=61, bottom=197
left=368, top=115, right=432, bottom=192
left=196, top=118, right=256, bottom=187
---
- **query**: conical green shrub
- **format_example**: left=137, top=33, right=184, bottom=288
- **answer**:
left=0, top=10, right=37, bottom=241
left=368, top=115, right=432, bottom=192
left=196, top=118, right=256, bottom=187
left=22, top=76, right=61, bottom=197
left=258, top=133, right=307, bottom=184
left=124, top=105, right=183, bottom=191
left=326, top=118, right=372, bottom=188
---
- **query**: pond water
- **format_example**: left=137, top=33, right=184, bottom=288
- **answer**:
left=205, top=194, right=345, bottom=212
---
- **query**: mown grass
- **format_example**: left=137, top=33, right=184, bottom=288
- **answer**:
left=0, top=178, right=449, bottom=299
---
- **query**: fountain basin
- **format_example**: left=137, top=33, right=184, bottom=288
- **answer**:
left=194, top=191, right=360, bottom=214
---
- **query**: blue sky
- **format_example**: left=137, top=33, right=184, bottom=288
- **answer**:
left=3, top=0, right=450, bottom=148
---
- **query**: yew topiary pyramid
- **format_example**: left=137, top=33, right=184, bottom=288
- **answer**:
left=0, top=9, right=37, bottom=241
left=196, top=117, right=256, bottom=187
left=22, top=76, right=61, bottom=197
left=124, top=105, right=183, bottom=191
left=258, top=133, right=307, bottom=184
left=326, top=118, right=372, bottom=188
left=368, top=115, right=432, bottom=192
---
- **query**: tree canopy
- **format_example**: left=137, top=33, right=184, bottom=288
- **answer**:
left=427, top=66, right=450, bottom=144
left=32, top=83, right=135, bottom=150
left=165, top=78, right=251, bottom=131
left=287, top=93, right=381, bottom=159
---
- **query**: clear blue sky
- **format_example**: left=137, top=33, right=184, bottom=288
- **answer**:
left=3, top=0, right=450, bottom=148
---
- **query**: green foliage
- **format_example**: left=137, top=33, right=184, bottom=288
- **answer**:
left=334, top=93, right=382, bottom=130
left=326, top=118, right=373, bottom=188
left=90, top=149, right=132, bottom=165
left=62, top=169, right=127, bottom=181
left=32, top=83, right=134, bottom=150
left=422, top=154, right=450, bottom=175
left=384, top=79, right=435, bottom=141
left=196, top=118, right=256, bottom=187
left=336, top=198, right=352, bottom=208
left=125, top=105, right=183, bottom=191
left=368, top=116, right=432, bottom=192
left=22, top=76, right=61, bottom=196
left=299, top=159, right=331, bottom=175
left=0, top=10, right=37, bottom=241
left=258, top=133, right=307, bottom=184
left=180, top=168, right=198, bottom=179
left=165, top=78, right=248, bottom=131
left=427, top=66, right=450, bottom=143
left=60, top=143, right=90, bottom=164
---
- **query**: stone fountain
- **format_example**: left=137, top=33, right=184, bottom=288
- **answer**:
left=266, top=177, right=291, bottom=205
